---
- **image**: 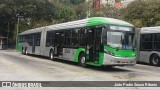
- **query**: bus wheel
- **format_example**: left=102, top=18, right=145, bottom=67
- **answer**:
left=49, top=50, right=54, bottom=60
left=150, top=54, right=160, bottom=66
left=79, top=53, right=86, bottom=68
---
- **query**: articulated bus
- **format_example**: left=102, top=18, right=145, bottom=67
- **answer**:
left=137, top=26, right=160, bottom=66
left=19, top=17, right=136, bottom=67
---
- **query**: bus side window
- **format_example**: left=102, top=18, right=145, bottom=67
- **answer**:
left=64, top=30, right=72, bottom=46
left=27, top=34, right=33, bottom=46
left=46, top=31, right=53, bottom=47
left=154, top=33, right=160, bottom=50
left=22, top=35, right=25, bottom=42
left=79, top=28, right=86, bottom=47
left=140, top=34, right=153, bottom=50
left=71, top=29, right=79, bottom=46
left=35, top=33, right=41, bottom=46
left=19, top=35, right=22, bottom=42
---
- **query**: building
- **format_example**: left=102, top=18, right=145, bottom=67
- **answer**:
left=92, top=0, right=101, bottom=10
left=102, top=0, right=115, bottom=6
left=121, top=0, right=135, bottom=7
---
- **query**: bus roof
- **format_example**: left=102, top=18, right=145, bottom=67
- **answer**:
left=140, top=26, right=160, bottom=34
left=20, top=17, right=133, bottom=35
left=86, top=17, right=133, bottom=27
left=47, top=17, right=134, bottom=30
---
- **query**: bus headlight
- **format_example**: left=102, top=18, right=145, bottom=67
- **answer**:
left=132, top=53, right=136, bottom=56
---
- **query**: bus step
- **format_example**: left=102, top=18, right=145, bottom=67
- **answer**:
left=59, top=55, right=63, bottom=57
left=54, top=57, right=63, bottom=60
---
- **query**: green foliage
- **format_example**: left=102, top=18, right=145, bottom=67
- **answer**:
left=0, top=0, right=55, bottom=45
left=2, top=0, right=160, bottom=46
left=55, top=6, right=76, bottom=22
left=0, top=0, right=88, bottom=45
left=115, top=0, right=121, bottom=3
left=59, top=0, right=85, bottom=5
left=70, top=0, right=85, bottom=4
left=122, top=0, right=160, bottom=27
left=90, top=3, right=121, bottom=19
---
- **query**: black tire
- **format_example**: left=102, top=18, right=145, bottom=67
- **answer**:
left=49, top=50, right=54, bottom=60
left=78, top=53, right=87, bottom=68
left=105, top=66, right=114, bottom=69
left=150, top=54, right=160, bottom=66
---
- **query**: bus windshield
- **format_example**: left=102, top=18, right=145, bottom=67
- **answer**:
left=102, top=31, right=134, bottom=50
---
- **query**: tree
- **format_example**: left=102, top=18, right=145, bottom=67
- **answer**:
left=74, top=2, right=88, bottom=19
left=122, top=0, right=160, bottom=27
left=70, top=0, right=85, bottom=4
left=89, top=3, right=121, bottom=19
left=59, top=0, right=85, bottom=5
left=101, top=4, right=121, bottom=19
left=55, top=6, right=76, bottom=22
left=0, top=0, right=55, bottom=45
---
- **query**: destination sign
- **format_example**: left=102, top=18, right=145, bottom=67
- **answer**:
left=110, top=26, right=132, bottom=31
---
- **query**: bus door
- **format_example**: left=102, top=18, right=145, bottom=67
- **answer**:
left=94, top=27, right=102, bottom=63
left=32, top=34, right=36, bottom=53
left=54, top=32, right=64, bottom=56
left=86, top=27, right=102, bottom=63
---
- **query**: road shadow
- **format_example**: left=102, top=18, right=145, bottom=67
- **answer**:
left=25, top=54, right=133, bottom=73
left=137, top=62, right=150, bottom=65
left=137, top=61, right=160, bottom=67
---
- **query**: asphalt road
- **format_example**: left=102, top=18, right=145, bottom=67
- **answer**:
left=0, top=50, right=160, bottom=90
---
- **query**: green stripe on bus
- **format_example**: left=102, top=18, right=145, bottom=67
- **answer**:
left=86, top=17, right=134, bottom=27
left=16, top=35, right=22, bottom=52
left=104, top=46, right=136, bottom=57
left=73, top=48, right=85, bottom=62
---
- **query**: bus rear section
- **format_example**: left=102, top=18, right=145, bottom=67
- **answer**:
left=137, top=26, right=160, bottom=66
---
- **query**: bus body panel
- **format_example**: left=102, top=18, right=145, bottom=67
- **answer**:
left=103, top=53, right=136, bottom=66
left=44, top=47, right=52, bottom=57
left=63, top=48, right=77, bottom=61
left=139, top=51, right=150, bottom=63
left=40, top=28, right=47, bottom=56
left=73, top=48, right=85, bottom=62
left=35, top=46, right=41, bottom=55
left=21, top=42, right=41, bottom=55
left=139, top=51, right=160, bottom=64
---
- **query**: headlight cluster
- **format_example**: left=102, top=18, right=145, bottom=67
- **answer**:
left=104, top=50, right=115, bottom=56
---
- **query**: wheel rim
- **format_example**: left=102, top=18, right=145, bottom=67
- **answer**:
left=25, top=50, right=27, bottom=54
left=152, top=56, right=159, bottom=65
left=50, top=52, right=53, bottom=59
left=81, top=57, right=85, bottom=64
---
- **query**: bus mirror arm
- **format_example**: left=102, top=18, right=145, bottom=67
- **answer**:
left=55, top=44, right=59, bottom=47
left=87, top=44, right=93, bottom=50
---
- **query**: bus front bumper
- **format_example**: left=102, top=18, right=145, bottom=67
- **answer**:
left=102, top=54, right=136, bottom=66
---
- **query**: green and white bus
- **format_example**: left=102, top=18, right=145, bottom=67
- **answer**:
left=19, top=17, right=136, bottom=67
